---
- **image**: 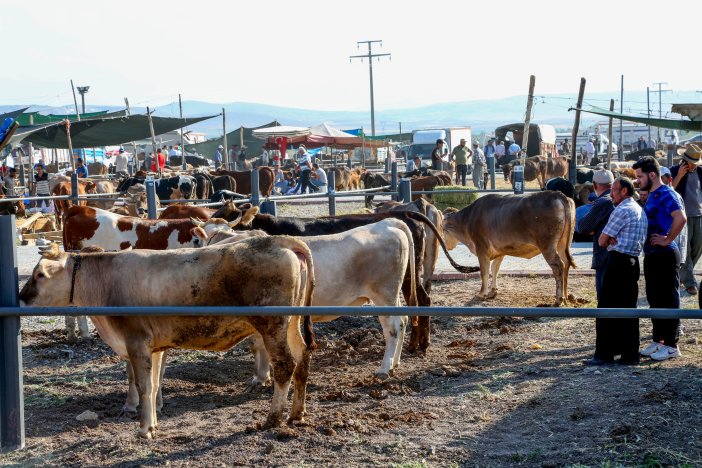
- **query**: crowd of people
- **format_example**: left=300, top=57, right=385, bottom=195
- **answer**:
left=577, top=145, right=702, bottom=365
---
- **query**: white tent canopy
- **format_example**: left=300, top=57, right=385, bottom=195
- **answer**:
left=252, top=125, right=311, bottom=140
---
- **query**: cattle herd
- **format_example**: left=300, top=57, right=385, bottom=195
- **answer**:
left=16, top=162, right=582, bottom=440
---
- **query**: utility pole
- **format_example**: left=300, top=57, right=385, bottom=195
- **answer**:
left=651, top=82, right=672, bottom=145
left=76, top=86, right=90, bottom=114
left=647, top=86, right=652, bottom=146
left=350, top=40, right=391, bottom=137
left=619, top=75, right=623, bottom=160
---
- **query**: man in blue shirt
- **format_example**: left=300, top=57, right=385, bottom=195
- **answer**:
left=75, top=158, right=88, bottom=178
left=633, top=156, right=687, bottom=361
left=508, top=140, right=521, bottom=157
left=585, top=177, right=648, bottom=365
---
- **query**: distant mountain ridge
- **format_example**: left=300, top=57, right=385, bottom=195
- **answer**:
left=3, top=90, right=700, bottom=138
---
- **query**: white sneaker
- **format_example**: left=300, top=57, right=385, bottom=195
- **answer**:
left=650, top=345, right=681, bottom=361
left=640, top=342, right=661, bottom=357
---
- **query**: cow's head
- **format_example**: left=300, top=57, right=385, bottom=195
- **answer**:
left=85, top=181, right=97, bottom=193
left=441, top=207, right=461, bottom=250
left=189, top=226, right=208, bottom=248
left=20, top=243, right=72, bottom=307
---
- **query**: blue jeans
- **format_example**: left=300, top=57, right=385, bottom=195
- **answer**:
left=455, top=164, right=468, bottom=186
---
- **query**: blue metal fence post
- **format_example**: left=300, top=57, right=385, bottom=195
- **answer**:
left=487, top=155, right=496, bottom=190
left=399, top=178, right=412, bottom=203
left=251, top=169, right=260, bottom=207
left=327, top=170, right=336, bottom=216
left=70, top=173, right=79, bottom=204
left=145, top=178, right=157, bottom=219
left=0, top=215, right=24, bottom=453
left=384, top=157, right=390, bottom=174
left=260, top=201, right=277, bottom=215
left=391, top=161, right=398, bottom=201
left=513, top=165, right=524, bottom=195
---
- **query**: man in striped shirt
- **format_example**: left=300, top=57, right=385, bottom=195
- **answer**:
left=585, top=177, right=647, bottom=365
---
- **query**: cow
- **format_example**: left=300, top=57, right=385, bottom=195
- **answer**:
left=19, top=239, right=316, bottom=438
left=213, top=168, right=274, bottom=196
left=576, top=168, right=594, bottom=184
left=192, top=172, right=214, bottom=200
left=87, top=180, right=120, bottom=210
left=62, top=206, right=203, bottom=251
left=374, top=198, right=444, bottom=351
left=108, top=185, right=150, bottom=218
left=159, top=204, right=215, bottom=221
left=507, top=156, right=569, bottom=190
left=212, top=175, right=237, bottom=193
left=442, top=191, right=576, bottom=305
left=211, top=190, right=248, bottom=204
left=209, top=202, right=478, bottom=353
left=192, top=218, right=416, bottom=380
left=361, top=172, right=392, bottom=208
left=51, top=180, right=97, bottom=229
left=410, top=175, right=448, bottom=200
left=116, top=175, right=196, bottom=202
left=87, top=162, right=108, bottom=175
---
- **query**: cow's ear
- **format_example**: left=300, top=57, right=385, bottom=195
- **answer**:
left=443, top=207, right=459, bottom=215
left=86, top=182, right=97, bottom=190
left=191, top=227, right=207, bottom=241
left=241, top=206, right=259, bottom=226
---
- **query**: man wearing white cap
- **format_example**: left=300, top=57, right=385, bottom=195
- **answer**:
left=577, top=169, right=615, bottom=301
left=670, top=144, right=702, bottom=295
left=214, top=145, right=224, bottom=169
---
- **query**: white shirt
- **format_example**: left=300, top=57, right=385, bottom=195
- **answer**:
left=115, top=154, right=128, bottom=172
left=585, top=141, right=595, bottom=154
left=314, top=168, right=327, bottom=184
left=261, top=150, right=269, bottom=165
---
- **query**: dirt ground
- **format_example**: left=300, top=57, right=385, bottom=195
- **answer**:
left=3, top=274, right=702, bottom=467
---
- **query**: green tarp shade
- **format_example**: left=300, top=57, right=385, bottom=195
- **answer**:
left=185, top=121, right=281, bottom=159
left=14, top=110, right=119, bottom=126
left=0, top=107, right=30, bottom=122
left=20, top=114, right=217, bottom=149
left=574, top=106, right=702, bottom=132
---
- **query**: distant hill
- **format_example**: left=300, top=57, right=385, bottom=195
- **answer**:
left=3, top=90, right=700, bottom=138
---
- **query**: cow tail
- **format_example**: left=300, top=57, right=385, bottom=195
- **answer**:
left=405, top=211, right=480, bottom=274
left=283, top=237, right=317, bottom=351
left=560, top=195, right=577, bottom=269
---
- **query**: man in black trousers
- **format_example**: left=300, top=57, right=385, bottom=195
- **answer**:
left=585, top=177, right=648, bottom=365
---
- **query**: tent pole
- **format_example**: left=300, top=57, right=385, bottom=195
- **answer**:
left=180, top=94, right=187, bottom=171
left=521, top=75, right=535, bottom=161
left=147, top=107, right=160, bottom=176
left=65, top=120, right=76, bottom=172
left=222, top=109, right=228, bottom=170
left=607, top=99, right=614, bottom=171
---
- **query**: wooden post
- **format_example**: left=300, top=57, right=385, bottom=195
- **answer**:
left=70, top=80, right=81, bottom=121
left=179, top=94, right=187, bottom=171
left=607, top=99, right=614, bottom=171
left=569, top=78, right=586, bottom=185
left=65, top=119, right=76, bottom=172
left=222, top=108, right=228, bottom=170
left=146, top=107, right=159, bottom=176
left=521, top=75, right=536, bottom=162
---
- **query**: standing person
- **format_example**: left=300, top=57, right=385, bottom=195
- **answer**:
left=633, top=156, right=687, bottom=361
left=508, top=139, right=521, bottom=158
left=471, top=142, right=486, bottom=189
left=238, top=146, right=247, bottom=167
left=660, top=166, right=687, bottom=266
left=114, top=148, right=129, bottom=177
left=561, top=138, right=572, bottom=156
left=585, top=177, right=648, bottom=365
left=144, top=153, right=153, bottom=172
left=637, top=136, right=648, bottom=151
left=168, top=145, right=177, bottom=162
left=4, top=168, right=18, bottom=196
left=214, top=145, right=224, bottom=169
left=75, top=158, right=88, bottom=178
left=585, top=139, right=596, bottom=165
left=33, top=165, right=52, bottom=213
left=431, top=139, right=444, bottom=171
left=577, top=170, right=615, bottom=301
left=260, top=148, right=270, bottom=167
left=152, top=148, right=165, bottom=172
left=484, top=139, right=496, bottom=159
left=667, top=132, right=679, bottom=161
left=451, top=138, right=471, bottom=186
left=227, top=145, right=238, bottom=168
left=293, top=146, right=318, bottom=194
left=670, top=145, right=702, bottom=295
left=405, top=155, right=421, bottom=176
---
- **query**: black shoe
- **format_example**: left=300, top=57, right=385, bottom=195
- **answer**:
left=616, top=356, right=640, bottom=365
left=583, top=357, right=614, bottom=366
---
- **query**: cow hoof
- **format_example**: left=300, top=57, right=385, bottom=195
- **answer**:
left=138, top=427, right=156, bottom=439
left=245, top=380, right=270, bottom=394
left=120, top=408, right=138, bottom=419
left=374, top=371, right=390, bottom=381
left=486, top=290, right=497, bottom=299
left=66, top=334, right=78, bottom=343
left=262, top=415, right=283, bottom=430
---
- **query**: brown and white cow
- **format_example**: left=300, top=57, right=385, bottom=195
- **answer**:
left=192, top=217, right=416, bottom=380
left=506, top=156, right=569, bottom=190
left=442, top=191, right=576, bottom=305
left=62, top=206, right=204, bottom=251
left=159, top=204, right=215, bottom=221
left=51, top=180, right=97, bottom=229
left=20, top=240, right=316, bottom=438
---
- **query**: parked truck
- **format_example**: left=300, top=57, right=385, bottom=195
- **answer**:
left=407, top=127, right=472, bottom=164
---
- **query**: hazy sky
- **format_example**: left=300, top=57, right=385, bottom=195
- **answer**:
left=2, top=0, right=699, bottom=112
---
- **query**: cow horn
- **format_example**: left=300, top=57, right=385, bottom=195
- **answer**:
left=190, top=217, right=206, bottom=227
left=39, top=242, right=62, bottom=260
